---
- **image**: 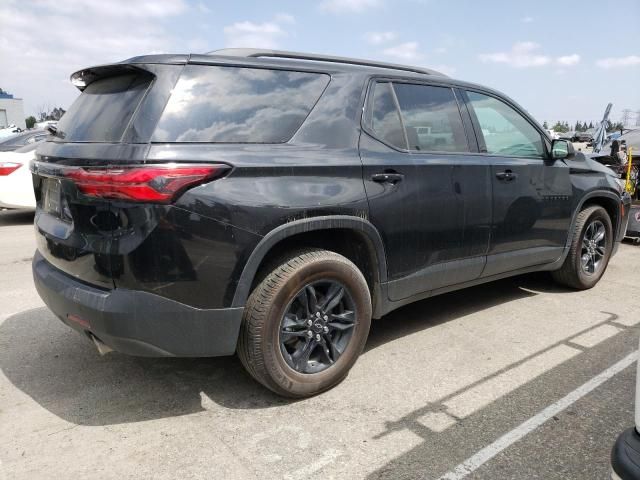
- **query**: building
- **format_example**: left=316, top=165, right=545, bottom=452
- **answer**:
left=0, top=91, right=26, bottom=130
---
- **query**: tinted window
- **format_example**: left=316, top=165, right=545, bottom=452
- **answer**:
left=393, top=83, right=468, bottom=152
left=153, top=66, right=330, bottom=143
left=467, top=91, right=544, bottom=158
left=56, top=73, right=152, bottom=142
left=0, top=131, right=45, bottom=147
left=368, top=82, right=407, bottom=149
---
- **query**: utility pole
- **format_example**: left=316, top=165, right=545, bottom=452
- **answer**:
left=636, top=110, right=640, bottom=126
left=621, top=109, right=633, bottom=127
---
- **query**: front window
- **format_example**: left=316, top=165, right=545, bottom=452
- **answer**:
left=466, top=91, right=545, bottom=158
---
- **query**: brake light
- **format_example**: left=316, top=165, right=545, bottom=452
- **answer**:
left=64, top=164, right=229, bottom=203
left=0, top=162, right=21, bottom=176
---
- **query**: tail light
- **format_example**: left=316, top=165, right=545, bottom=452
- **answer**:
left=0, top=162, right=21, bottom=176
left=63, top=163, right=229, bottom=203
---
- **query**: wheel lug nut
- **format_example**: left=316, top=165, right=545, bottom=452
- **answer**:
left=323, top=326, right=329, bottom=333
left=315, top=334, right=321, bottom=341
left=307, top=331, right=313, bottom=338
left=323, top=315, right=328, bottom=321
left=307, top=319, right=313, bottom=326
left=316, top=312, right=321, bottom=318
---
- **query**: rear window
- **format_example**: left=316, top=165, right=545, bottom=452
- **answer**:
left=152, top=65, right=330, bottom=143
left=56, top=72, right=152, bottom=142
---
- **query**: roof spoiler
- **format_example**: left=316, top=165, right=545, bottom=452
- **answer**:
left=69, top=64, right=151, bottom=91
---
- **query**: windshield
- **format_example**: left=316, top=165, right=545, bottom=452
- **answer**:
left=55, top=72, right=153, bottom=142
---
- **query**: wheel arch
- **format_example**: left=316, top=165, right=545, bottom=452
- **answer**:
left=577, top=191, right=622, bottom=240
left=231, top=216, right=388, bottom=314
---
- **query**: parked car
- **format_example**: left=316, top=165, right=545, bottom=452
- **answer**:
left=573, top=131, right=593, bottom=142
left=0, top=142, right=39, bottom=209
left=0, top=124, right=23, bottom=139
left=0, top=129, right=48, bottom=152
left=31, top=49, right=631, bottom=397
left=558, top=130, right=575, bottom=141
left=610, top=341, right=640, bottom=479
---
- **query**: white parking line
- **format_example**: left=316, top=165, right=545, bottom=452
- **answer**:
left=438, top=351, right=638, bottom=480
left=284, top=448, right=342, bottom=480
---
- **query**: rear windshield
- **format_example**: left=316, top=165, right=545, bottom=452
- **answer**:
left=55, top=72, right=152, bottom=142
left=152, top=65, right=330, bottom=143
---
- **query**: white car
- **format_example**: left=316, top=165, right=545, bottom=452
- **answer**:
left=0, top=142, right=38, bottom=209
left=546, top=129, right=560, bottom=140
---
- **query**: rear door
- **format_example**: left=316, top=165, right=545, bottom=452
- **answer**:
left=360, top=80, right=492, bottom=301
left=462, top=90, right=573, bottom=276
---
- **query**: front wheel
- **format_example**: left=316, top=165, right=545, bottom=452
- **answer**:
left=552, top=205, right=613, bottom=289
left=237, top=249, right=372, bottom=397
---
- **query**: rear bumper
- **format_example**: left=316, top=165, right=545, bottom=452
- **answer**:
left=33, top=251, right=244, bottom=357
left=611, top=428, right=640, bottom=479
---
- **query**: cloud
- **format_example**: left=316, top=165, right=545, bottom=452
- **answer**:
left=32, top=0, right=187, bottom=18
left=223, top=16, right=293, bottom=49
left=319, top=0, right=382, bottom=13
left=596, top=55, right=640, bottom=68
left=382, top=42, right=422, bottom=61
left=274, top=13, right=296, bottom=24
left=434, top=47, right=447, bottom=54
left=0, top=0, right=190, bottom=115
left=196, top=1, right=211, bottom=14
left=364, top=31, right=396, bottom=45
left=521, top=16, right=534, bottom=23
left=556, top=54, right=580, bottom=66
left=479, top=42, right=550, bottom=67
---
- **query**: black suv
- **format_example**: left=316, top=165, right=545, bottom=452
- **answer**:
left=32, top=49, right=631, bottom=397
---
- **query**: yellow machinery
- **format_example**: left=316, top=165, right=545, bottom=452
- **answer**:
left=625, top=147, right=635, bottom=196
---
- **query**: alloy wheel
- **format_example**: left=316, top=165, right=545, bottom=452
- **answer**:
left=279, top=280, right=357, bottom=374
left=581, top=219, right=606, bottom=275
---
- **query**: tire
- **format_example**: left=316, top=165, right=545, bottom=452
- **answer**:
left=551, top=206, right=613, bottom=289
left=237, top=249, right=372, bottom=398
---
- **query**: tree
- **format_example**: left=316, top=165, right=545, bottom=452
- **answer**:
left=25, top=116, right=36, bottom=129
left=608, top=121, right=624, bottom=133
left=0, top=87, right=6, bottom=95
left=551, top=121, right=569, bottom=133
left=588, top=121, right=594, bottom=129
left=542, top=121, right=549, bottom=129
left=37, top=106, right=66, bottom=122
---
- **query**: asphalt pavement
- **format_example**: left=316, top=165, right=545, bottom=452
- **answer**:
left=0, top=208, right=638, bottom=480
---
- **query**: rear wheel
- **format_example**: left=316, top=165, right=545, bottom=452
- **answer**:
left=552, top=205, right=613, bottom=289
left=237, top=249, right=372, bottom=397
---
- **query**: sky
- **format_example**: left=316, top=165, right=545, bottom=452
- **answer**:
left=1, top=0, right=639, bottom=127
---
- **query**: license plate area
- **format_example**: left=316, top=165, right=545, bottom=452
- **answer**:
left=42, top=178, right=62, bottom=216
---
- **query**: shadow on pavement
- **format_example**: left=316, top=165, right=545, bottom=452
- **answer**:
left=364, top=320, right=638, bottom=480
left=0, top=273, right=572, bottom=427
left=0, top=209, right=34, bottom=226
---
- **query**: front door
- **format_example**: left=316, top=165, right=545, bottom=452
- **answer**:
left=360, top=80, right=492, bottom=301
left=462, top=90, right=574, bottom=277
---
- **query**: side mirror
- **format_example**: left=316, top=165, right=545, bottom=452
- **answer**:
left=551, top=139, right=575, bottom=160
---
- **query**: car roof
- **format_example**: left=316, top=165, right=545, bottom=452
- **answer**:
left=112, top=50, right=501, bottom=94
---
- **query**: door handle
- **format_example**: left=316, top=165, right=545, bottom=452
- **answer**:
left=495, top=170, right=517, bottom=181
left=371, top=172, right=404, bottom=184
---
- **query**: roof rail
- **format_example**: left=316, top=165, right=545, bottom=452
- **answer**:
left=206, top=48, right=447, bottom=77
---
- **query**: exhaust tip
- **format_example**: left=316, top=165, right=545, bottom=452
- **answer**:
left=89, top=333, right=113, bottom=355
